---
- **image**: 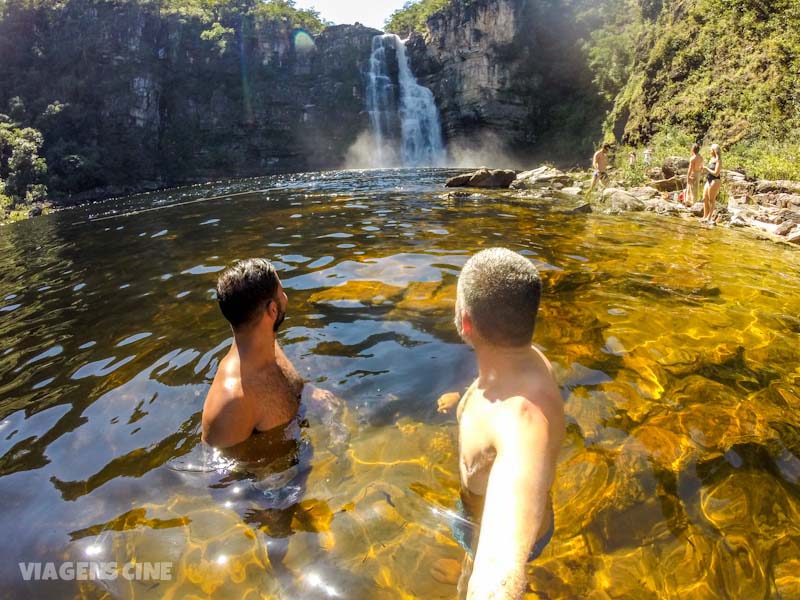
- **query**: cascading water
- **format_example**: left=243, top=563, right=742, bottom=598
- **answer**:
left=366, top=34, right=446, bottom=167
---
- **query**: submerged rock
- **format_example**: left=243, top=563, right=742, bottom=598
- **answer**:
left=643, top=198, right=684, bottom=216
left=601, top=188, right=645, bottom=213
left=561, top=186, right=583, bottom=196
left=551, top=188, right=584, bottom=203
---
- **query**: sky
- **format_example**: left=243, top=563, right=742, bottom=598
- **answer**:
left=293, top=0, right=408, bottom=30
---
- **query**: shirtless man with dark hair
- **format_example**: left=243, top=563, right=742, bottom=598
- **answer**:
left=438, top=248, right=565, bottom=600
left=202, top=258, right=304, bottom=449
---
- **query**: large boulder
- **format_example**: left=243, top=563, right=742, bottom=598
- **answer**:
left=755, top=180, right=800, bottom=195
left=689, top=202, right=704, bottom=216
left=729, top=207, right=758, bottom=227
left=752, top=192, right=800, bottom=208
left=510, top=166, right=573, bottom=189
left=723, top=168, right=751, bottom=182
left=628, top=186, right=661, bottom=201
left=776, top=220, right=798, bottom=236
left=643, top=198, right=684, bottom=216
left=661, top=156, right=690, bottom=179
left=445, top=168, right=517, bottom=189
left=602, top=188, right=645, bottom=213
left=776, top=209, right=800, bottom=231
left=727, top=178, right=756, bottom=199
left=469, top=168, right=517, bottom=188
left=445, top=173, right=472, bottom=187
left=649, top=176, right=685, bottom=192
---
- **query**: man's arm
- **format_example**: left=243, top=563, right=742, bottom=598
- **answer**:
left=467, top=399, right=556, bottom=600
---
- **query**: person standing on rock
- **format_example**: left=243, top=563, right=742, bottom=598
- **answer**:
left=685, top=143, right=703, bottom=206
left=435, top=248, right=565, bottom=600
left=587, top=143, right=611, bottom=196
left=701, top=143, right=722, bottom=222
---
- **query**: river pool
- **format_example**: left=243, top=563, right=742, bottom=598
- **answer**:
left=1, top=169, right=799, bottom=599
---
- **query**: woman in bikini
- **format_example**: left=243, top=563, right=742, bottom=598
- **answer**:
left=685, top=143, right=703, bottom=206
left=701, top=143, right=722, bottom=222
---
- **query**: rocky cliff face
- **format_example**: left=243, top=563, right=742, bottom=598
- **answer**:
left=406, top=0, right=604, bottom=164
left=0, top=1, right=380, bottom=199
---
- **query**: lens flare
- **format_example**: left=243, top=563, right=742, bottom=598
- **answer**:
left=294, top=30, right=316, bottom=53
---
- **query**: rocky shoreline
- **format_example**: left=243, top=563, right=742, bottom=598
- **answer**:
left=446, top=164, right=800, bottom=247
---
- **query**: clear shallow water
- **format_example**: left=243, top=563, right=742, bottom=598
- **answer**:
left=1, top=169, right=799, bottom=599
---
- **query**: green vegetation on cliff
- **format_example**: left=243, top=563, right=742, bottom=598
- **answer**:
left=388, top=0, right=800, bottom=179
left=385, top=0, right=450, bottom=36
left=0, top=115, right=49, bottom=221
left=590, top=0, right=800, bottom=178
left=0, top=0, right=348, bottom=215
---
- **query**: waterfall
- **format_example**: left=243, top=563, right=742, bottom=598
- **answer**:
left=365, top=34, right=446, bottom=167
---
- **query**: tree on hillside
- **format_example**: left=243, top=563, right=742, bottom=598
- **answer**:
left=0, top=114, right=48, bottom=212
left=385, top=0, right=450, bottom=37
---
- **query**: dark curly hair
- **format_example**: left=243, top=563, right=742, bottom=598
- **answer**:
left=216, top=258, right=280, bottom=329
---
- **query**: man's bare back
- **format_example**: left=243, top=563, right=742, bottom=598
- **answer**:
left=202, top=341, right=304, bottom=448
left=202, top=258, right=305, bottom=450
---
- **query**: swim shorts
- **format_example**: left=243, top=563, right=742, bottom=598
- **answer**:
left=450, top=500, right=555, bottom=562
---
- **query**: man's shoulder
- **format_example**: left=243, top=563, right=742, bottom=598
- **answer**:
left=207, top=354, right=245, bottom=406
left=497, top=362, right=563, bottom=431
left=499, top=388, right=560, bottom=422
left=202, top=360, right=251, bottom=447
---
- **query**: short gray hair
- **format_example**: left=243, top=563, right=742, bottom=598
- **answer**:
left=457, top=248, right=542, bottom=347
